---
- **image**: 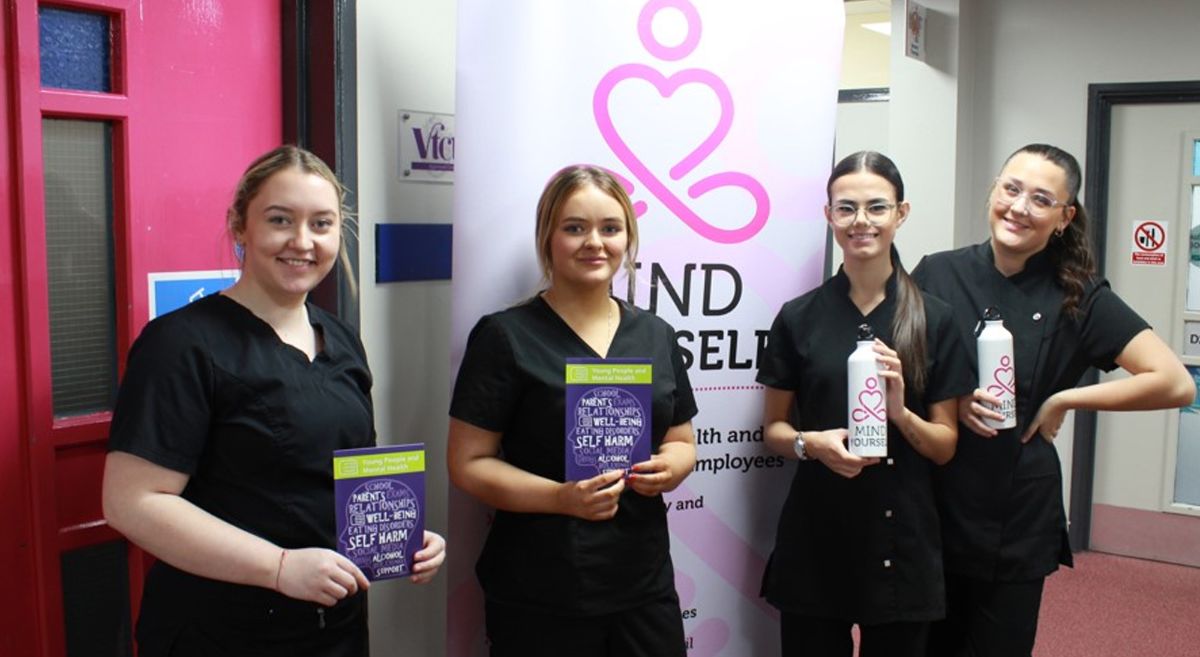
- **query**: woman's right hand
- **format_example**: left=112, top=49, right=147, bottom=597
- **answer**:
left=959, top=388, right=1004, bottom=438
left=806, top=429, right=879, bottom=478
left=276, top=547, right=371, bottom=607
left=557, top=469, right=625, bottom=521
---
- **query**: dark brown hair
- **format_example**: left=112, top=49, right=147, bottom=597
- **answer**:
left=1000, top=143, right=1094, bottom=317
left=828, top=151, right=927, bottom=395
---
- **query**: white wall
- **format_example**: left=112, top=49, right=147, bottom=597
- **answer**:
left=959, top=0, right=1200, bottom=243
left=356, top=1, right=455, bottom=654
left=887, top=0, right=969, bottom=262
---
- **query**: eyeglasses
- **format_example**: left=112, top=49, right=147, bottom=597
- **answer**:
left=993, top=178, right=1070, bottom=217
left=828, top=202, right=897, bottom=227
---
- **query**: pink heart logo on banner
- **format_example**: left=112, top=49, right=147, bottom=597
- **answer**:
left=594, top=63, right=770, bottom=244
left=852, top=385, right=886, bottom=423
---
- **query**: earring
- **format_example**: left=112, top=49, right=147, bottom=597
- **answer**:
left=1054, top=226, right=1065, bottom=238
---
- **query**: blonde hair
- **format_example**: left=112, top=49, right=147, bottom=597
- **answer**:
left=534, top=165, right=639, bottom=301
left=227, top=145, right=357, bottom=296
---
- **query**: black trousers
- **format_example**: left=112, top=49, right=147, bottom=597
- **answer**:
left=926, top=573, right=1045, bottom=657
left=781, top=613, right=930, bottom=657
left=485, top=592, right=686, bottom=657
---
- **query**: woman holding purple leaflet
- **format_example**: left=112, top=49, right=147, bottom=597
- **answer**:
left=102, top=146, right=445, bottom=657
left=447, top=165, right=697, bottom=657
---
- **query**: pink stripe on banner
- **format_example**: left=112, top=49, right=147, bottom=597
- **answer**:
left=670, top=482, right=779, bottom=618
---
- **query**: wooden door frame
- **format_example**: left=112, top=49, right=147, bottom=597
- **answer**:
left=1071, top=79, right=1200, bottom=550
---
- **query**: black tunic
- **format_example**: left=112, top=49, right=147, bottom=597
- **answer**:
left=108, top=294, right=374, bottom=655
left=912, top=241, right=1149, bottom=582
left=449, top=296, right=697, bottom=616
left=756, top=268, right=973, bottom=625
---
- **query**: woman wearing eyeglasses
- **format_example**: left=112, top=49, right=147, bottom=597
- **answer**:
left=912, top=143, right=1193, bottom=657
left=757, top=151, right=973, bottom=656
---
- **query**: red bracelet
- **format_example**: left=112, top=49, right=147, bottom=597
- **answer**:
left=274, top=549, right=288, bottom=592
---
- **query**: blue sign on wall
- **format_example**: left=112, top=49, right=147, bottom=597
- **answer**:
left=148, top=270, right=239, bottom=319
left=376, top=223, right=452, bottom=282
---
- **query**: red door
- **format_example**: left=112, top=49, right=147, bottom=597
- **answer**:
left=2, top=2, right=282, bottom=655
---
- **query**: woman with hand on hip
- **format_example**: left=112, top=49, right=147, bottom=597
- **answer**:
left=447, top=165, right=697, bottom=657
left=103, top=146, right=445, bottom=657
left=912, top=143, right=1193, bottom=657
left=758, top=151, right=973, bottom=656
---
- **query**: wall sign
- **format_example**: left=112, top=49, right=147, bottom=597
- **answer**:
left=1131, top=219, right=1168, bottom=266
left=399, top=110, right=455, bottom=183
left=905, top=0, right=927, bottom=61
left=148, top=270, right=239, bottom=319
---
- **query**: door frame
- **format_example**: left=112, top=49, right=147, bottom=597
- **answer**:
left=1072, top=79, right=1200, bottom=550
left=283, top=0, right=360, bottom=327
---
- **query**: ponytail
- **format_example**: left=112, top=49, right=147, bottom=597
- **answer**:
left=890, top=245, right=927, bottom=396
left=1047, top=199, right=1094, bottom=318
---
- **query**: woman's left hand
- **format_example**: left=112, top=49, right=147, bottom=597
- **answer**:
left=1021, top=393, right=1068, bottom=443
left=875, top=339, right=907, bottom=423
left=628, top=454, right=679, bottom=497
left=409, top=530, right=446, bottom=584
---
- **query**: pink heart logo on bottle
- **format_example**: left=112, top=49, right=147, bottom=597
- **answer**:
left=852, top=377, right=887, bottom=422
left=987, top=355, right=1016, bottom=396
left=592, top=0, right=770, bottom=244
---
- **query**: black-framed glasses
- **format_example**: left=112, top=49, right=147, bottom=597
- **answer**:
left=993, top=178, right=1070, bottom=217
left=829, top=202, right=896, bottom=227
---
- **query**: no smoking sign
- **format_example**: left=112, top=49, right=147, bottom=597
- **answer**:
left=1131, top=220, right=1168, bottom=266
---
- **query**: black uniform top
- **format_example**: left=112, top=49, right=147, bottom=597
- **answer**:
left=107, top=294, right=374, bottom=646
left=449, top=296, right=697, bottom=616
left=912, top=241, right=1149, bottom=582
left=756, top=268, right=973, bottom=625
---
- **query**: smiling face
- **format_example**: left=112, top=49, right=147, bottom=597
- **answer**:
left=233, top=167, right=342, bottom=304
left=989, top=151, right=1076, bottom=264
left=547, top=183, right=629, bottom=291
left=826, top=170, right=908, bottom=264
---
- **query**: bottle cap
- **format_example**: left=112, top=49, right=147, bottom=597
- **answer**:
left=857, top=323, right=875, bottom=340
left=983, top=307, right=1003, bottom=321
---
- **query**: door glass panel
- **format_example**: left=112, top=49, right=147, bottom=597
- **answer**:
left=1188, top=185, right=1200, bottom=311
left=38, top=6, right=112, bottom=92
left=42, top=119, right=117, bottom=417
left=1194, top=139, right=1199, bottom=177
left=1175, top=366, right=1200, bottom=505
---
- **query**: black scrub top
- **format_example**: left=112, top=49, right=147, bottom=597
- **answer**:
left=107, top=294, right=375, bottom=650
left=912, top=241, right=1149, bottom=582
left=449, top=296, right=698, bottom=616
left=756, top=268, right=973, bottom=625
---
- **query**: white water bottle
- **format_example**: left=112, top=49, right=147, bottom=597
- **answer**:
left=848, top=323, right=888, bottom=457
left=977, top=307, right=1017, bottom=429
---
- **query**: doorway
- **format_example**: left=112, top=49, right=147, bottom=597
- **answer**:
left=1082, top=82, right=1200, bottom=566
